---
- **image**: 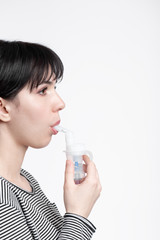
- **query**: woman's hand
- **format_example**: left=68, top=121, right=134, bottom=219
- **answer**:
left=63, top=155, right=102, bottom=218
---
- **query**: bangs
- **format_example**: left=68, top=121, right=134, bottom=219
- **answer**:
left=26, top=43, right=64, bottom=91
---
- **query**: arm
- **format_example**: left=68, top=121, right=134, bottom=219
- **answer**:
left=58, top=213, right=96, bottom=239
left=59, top=155, right=102, bottom=239
left=0, top=202, right=95, bottom=240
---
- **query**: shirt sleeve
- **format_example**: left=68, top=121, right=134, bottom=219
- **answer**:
left=0, top=203, right=33, bottom=240
left=0, top=202, right=96, bottom=240
left=58, top=213, right=96, bottom=240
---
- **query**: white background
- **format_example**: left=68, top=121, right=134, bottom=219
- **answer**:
left=0, top=0, right=160, bottom=239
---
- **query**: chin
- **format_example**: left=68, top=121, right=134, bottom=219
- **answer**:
left=30, top=136, right=52, bottom=149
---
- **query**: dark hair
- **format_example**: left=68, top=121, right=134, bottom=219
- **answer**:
left=0, top=40, right=64, bottom=100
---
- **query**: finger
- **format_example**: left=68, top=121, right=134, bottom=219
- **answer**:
left=82, top=155, right=91, bottom=164
left=83, top=164, right=87, bottom=173
left=83, top=155, right=97, bottom=177
left=64, top=160, right=75, bottom=186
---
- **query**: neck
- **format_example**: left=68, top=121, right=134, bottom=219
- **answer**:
left=0, top=126, right=28, bottom=181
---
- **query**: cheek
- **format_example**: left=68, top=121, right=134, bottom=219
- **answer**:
left=11, top=110, right=52, bottom=148
left=11, top=102, right=49, bottom=135
left=21, top=102, right=48, bottom=125
left=10, top=90, right=53, bottom=148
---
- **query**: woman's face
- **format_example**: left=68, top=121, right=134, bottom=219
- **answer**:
left=8, top=76, right=65, bottom=148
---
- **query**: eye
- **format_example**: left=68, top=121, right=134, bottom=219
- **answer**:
left=39, top=87, right=48, bottom=95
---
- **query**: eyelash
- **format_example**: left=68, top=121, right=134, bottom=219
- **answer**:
left=39, top=87, right=48, bottom=95
left=38, top=86, right=57, bottom=95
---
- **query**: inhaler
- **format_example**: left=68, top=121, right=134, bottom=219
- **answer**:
left=54, top=125, right=93, bottom=184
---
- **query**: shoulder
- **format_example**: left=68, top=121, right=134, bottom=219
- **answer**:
left=0, top=177, right=23, bottom=214
left=0, top=177, right=13, bottom=204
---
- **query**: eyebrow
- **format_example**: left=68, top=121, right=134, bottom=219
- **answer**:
left=38, top=79, right=57, bottom=86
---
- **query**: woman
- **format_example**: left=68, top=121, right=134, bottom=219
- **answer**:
left=0, top=40, right=101, bottom=240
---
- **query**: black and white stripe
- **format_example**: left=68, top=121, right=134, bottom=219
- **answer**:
left=0, top=169, right=96, bottom=240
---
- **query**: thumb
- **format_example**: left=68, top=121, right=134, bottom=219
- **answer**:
left=64, top=160, right=75, bottom=186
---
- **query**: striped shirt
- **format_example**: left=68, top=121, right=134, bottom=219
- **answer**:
left=0, top=169, right=96, bottom=240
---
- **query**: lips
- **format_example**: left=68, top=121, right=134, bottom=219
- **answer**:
left=50, top=120, right=60, bottom=135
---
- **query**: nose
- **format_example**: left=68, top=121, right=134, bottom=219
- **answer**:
left=52, top=92, right=65, bottom=112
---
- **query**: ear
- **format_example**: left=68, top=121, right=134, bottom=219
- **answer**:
left=0, top=98, right=11, bottom=122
